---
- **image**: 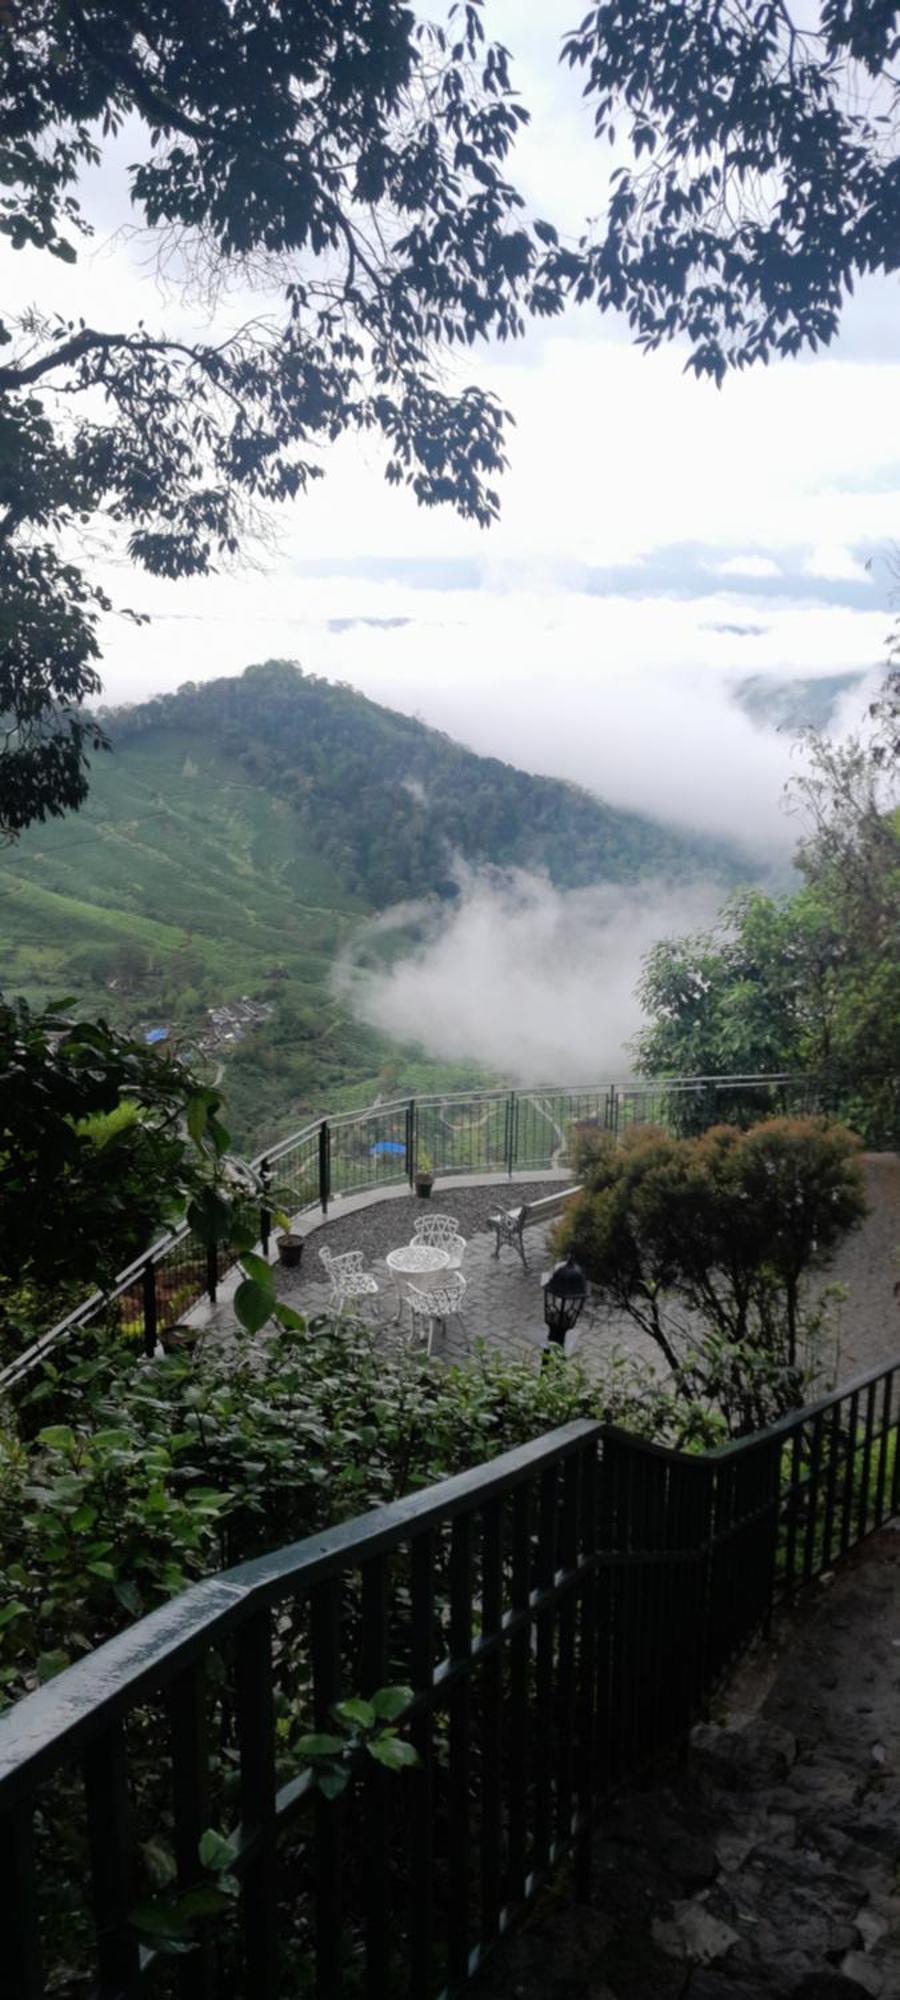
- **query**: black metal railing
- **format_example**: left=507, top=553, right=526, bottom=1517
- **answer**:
left=3, top=1070, right=893, bottom=1395
left=1, top=1355, right=896, bottom=2000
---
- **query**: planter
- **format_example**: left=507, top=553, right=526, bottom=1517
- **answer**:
left=276, top=1232, right=305, bottom=1269
left=414, top=1172, right=435, bottom=1199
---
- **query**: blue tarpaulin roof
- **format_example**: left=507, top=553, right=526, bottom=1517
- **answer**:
left=369, top=1140, right=406, bottom=1156
left=144, top=1027, right=169, bottom=1044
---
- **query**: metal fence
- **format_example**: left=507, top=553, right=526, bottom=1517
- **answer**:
left=1, top=1354, right=896, bottom=2000
left=3, top=1070, right=891, bottom=1396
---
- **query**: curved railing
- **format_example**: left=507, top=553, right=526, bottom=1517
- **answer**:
left=0, top=1070, right=879, bottom=1396
left=1, top=1354, right=897, bottom=1998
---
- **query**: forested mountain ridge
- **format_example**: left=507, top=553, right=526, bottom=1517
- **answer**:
left=105, top=661, right=743, bottom=901
left=1, top=662, right=747, bottom=1152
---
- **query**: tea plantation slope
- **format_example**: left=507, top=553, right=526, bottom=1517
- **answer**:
left=0, top=664, right=748, bottom=1149
left=107, top=660, right=744, bottom=903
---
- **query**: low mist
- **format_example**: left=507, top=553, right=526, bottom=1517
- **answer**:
left=336, top=867, right=729, bottom=1082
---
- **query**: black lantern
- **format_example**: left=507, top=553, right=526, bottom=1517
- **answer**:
left=542, top=1253, right=588, bottom=1356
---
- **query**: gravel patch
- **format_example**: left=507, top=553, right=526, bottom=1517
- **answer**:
left=284, top=1180, right=563, bottom=1273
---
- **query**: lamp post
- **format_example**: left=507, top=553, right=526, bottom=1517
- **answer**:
left=541, top=1253, right=588, bottom=1363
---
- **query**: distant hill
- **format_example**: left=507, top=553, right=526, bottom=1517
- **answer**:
left=734, top=670, right=866, bottom=734
left=107, top=661, right=741, bottom=897
left=1, top=662, right=747, bottom=1151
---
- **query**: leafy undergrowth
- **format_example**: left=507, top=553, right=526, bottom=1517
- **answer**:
left=0, top=1318, right=678, bottom=1707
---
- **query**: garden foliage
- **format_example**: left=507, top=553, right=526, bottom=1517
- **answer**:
left=0, top=996, right=255, bottom=1364
left=0, top=1315, right=672, bottom=1709
left=554, top=1116, right=866, bottom=1436
left=636, top=696, right=899, bottom=1147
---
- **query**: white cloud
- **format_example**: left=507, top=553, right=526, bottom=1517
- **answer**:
left=337, top=868, right=726, bottom=1083
left=93, top=563, right=887, bottom=852
left=805, top=544, right=873, bottom=582
left=713, top=556, right=783, bottom=579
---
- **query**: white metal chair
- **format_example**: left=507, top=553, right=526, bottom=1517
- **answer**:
left=412, top=1213, right=466, bottom=1269
left=406, top=1272, right=467, bottom=1356
left=318, top=1246, right=380, bottom=1318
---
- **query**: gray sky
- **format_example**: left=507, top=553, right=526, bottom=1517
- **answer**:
left=5, top=1, right=897, bottom=850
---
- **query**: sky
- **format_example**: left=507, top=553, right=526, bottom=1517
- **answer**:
left=5, top=1, right=898, bottom=860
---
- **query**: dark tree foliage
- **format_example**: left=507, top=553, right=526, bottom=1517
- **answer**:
left=0, top=997, right=231, bottom=1357
left=634, top=687, right=900, bottom=1144
left=551, top=1, right=900, bottom=379
left=0, top=0, right=548, bottom=831
left=3, top=3, right=897, bottom=834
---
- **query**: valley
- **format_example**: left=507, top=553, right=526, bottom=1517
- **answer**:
left=0, top=662, right=747, bottom=1154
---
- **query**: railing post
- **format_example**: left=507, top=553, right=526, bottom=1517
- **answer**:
left=259, top=1156, right=271, bottom=1258
left=319, top=1119, right=330, bottom=1215
left=0, top=1802, right=43, bottom=2000
left=405, top=1100, right=415, bottom=1188
left=206, top=1234, right=218, bottom=1307
left=761, top=1436, right=783, bottom=1637
left=142, top=1259, right=158, bottom=1357
left=506, top=1090, right=516, bottom=1177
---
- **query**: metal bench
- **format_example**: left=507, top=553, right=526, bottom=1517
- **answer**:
left=487, top=1185, right=582, bottom=1269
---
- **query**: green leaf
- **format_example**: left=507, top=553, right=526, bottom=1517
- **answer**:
left=333, top=1697, right=375, bottom=1731
left=36, top=1649, right=70, bottom=1683
left=317, top=1768, right=349, bottom=1799
left=233, top=1278, right=274, bottom=1337
left=207, top=1114, right=231, bottom=1157
left=241, top=1251, right=274, bottom=1290
left=186, top=1094, right=209, bottom=1147
left=371, top=1684, right=414, bottom=1722
left=129, top=1901, right=194, bottom=1950
left=180, top=1881, right=235, bottom=1917
left=87, top=1560, right=117, bottom=1581
left=0, top=1599, right=28, bottom=1630
left=295, top=1732, right=346, bottom=1760
left=272, top=1303, right=306, bottom=1332
left=37, top=1425, right=76, bottom=1452
left=367, top=1735, right=419, bottom=1771
left=198, top=1827, right=238, bottom=1873
left=141, top=1837, right=177, bottom=1889
left=114, top=1579, right=143, bottom=1617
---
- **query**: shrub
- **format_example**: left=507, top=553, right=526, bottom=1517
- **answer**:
left=0, top=1317, right=673, bottom=1706
left=554, top=1116, right=866, bottom=1435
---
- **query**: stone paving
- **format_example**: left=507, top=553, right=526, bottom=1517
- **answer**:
left=267, top=1178, right=662, bottom=1380
left=473, top=1525, right=900, bottom=2000
left=194, top=1154, right=899, bottom=1386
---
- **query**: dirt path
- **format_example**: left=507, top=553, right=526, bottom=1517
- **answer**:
left=474, top=1527, right=900, bottom=2000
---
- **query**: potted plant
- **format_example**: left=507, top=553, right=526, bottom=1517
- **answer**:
left=276, top=1231, right=305, bottom=1269
left=414, top=1148, right=435, bottom=1199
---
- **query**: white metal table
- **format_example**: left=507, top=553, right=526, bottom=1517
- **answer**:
left=385, top=1243, right=450, bottom=1324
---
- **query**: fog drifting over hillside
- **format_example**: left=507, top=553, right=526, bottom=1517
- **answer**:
left=336, top=868, right=729, bottom=1081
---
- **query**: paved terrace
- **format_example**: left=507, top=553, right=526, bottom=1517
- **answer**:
left=197, top=1154, right=900, bottom=1380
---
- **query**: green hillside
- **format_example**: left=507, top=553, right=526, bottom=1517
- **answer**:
left=1, top=662, right=746, bottom=1152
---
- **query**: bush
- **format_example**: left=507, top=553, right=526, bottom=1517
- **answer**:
left=0, top=1316, right=673, bottom=1706
left=555, top=1116, right=866, bottom=1435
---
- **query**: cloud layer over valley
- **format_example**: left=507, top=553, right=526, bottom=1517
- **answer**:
left=336, top=868, right=729, bottom=1084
